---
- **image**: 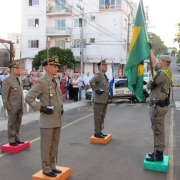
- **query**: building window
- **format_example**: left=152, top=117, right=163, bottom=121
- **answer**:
left=28, top=19, right=39, bottom=27
left=55, top=40, right=65, bottom=49
left=73, top=39, right=86, bottom=48
left=29, top=0, right=39, bottom=6
left=55, top=19, right=65, bottom=31
left=74, top=18, right=86, bottom=27
left=124, top=19, right=127, bottom=29
left=73, top=39, right=80, bottom=48
left=91, top=16, right=96, bottom=21
left=99, top=0, right=121, bottom=9
left=74, top=62, right=84, bottom=73
left=28, top=40, right=39, bottom=48
left=90, top=38, right=95, bottom=43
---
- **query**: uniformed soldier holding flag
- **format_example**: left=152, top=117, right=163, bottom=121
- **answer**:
left=2, top=61, right=24, bottom=146
left=25, top=57, right=64, bottom=177
left=146, top=43, right=172, bottom=161
left=90, top=59, right=109, bottom=138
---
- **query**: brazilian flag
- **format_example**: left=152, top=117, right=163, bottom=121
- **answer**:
left=125, top=0, right=150, bottom=102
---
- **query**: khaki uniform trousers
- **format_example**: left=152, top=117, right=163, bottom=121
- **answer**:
left=93, top=103, right=107, bottom=134
left=8, top=109, right=23, bottom=143
left=40, top=127, right=61, bottom=173
left=149, top=105, right=168, bottom=152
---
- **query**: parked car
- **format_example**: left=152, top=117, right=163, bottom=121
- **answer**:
left=143, top=72, right=150, bottom=82
left=85, top=79, right=150, bottom=103
left=113, top=79, right=150, bottom=103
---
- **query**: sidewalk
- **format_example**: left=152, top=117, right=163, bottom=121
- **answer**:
left=0, top=90, right=91, bottom=131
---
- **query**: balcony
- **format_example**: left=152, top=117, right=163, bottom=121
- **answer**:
left=46, top=27, right=72, bottom=36
left=46, top=6, right=72, bottom=16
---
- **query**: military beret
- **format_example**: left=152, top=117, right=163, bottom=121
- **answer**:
left=97, top=59, right=107, bottom=66
left=160, top=55, right=171, bottom=63
left=8, top=61, right=20, bottom=68
left=41, top=56, right=60, bottom=66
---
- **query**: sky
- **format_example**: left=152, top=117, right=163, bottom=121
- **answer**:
left=0, top=0, right=179, bottom=48
left=133, top=0, right=180, bottom=48
left=0, top=0, right=21, bottom=38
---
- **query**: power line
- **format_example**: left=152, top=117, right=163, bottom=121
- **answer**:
left=85, top=0, right=122, bottom=28
left=53, top=0, right=122, bottom=42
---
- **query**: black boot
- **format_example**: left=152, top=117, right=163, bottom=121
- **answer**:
left=147, top=152, right=154, bottom=157
left=146, top=150, right=163, bottom=161
left=155, top=150, right=164, bottom=161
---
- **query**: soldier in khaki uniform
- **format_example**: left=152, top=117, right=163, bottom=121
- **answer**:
left=90, top=59, right=109, bottom=138
left=146, top=43, right=172, bottom=161
left=25, top=57, right=63, bottom=177
left=2, top=61, right=24, bottom=146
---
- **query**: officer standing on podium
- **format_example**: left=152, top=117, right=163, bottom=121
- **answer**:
left=90, top=59, right=109, bottom=138
left=2, top=61, right=24, bottom=146
left=25, top=57, right=63, bottom=177
left=146, top=43, right=172, bottom=162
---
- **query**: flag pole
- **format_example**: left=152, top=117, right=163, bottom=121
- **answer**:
left=141, top=0, right=154, bottom=78
left=142, top=0, right=155, bottom=159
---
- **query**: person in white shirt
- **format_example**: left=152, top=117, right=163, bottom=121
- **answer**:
left=84, top=72, right=92, bottom=92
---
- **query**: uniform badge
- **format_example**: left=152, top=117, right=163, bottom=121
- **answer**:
left=103, top=82, right=106, bottom=85
left=50, top=92, right=53, bottom=97
left=14, top=87, right=17, bottom=91
left=31, top=101, right=36, bottom=106
left=35, top=81, right=41, bottom=86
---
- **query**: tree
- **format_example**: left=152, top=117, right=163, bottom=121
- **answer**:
left=173, top=22, right=180, bottom=43
left=170, top=47, right=178, bottom=56
left=148, top=32, right=168, bottom=56
left=32, top=47, right=76, bottom=70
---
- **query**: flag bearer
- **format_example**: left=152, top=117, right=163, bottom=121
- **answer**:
left=146, top=43, right=172, bottom=161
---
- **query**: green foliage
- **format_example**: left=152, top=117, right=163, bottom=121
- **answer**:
left=32, top=47, right=76, bottom=70
left=176, top=56, right=180, bottom=63
left=148, top=32, right=168, bottom=56
left=173, top=22, right=180, bottom=43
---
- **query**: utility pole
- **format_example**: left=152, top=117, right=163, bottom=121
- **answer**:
left=77, top=4, right=84, bottom=78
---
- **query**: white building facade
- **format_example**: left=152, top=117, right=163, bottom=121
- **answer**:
left=21, top=0, right=136, bottom=77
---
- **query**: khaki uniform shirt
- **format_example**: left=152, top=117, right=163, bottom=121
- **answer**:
left=25, top=73, right=63, bottom=128
left=2, top=74, right=23, bottom=112
left=90, top=71, right=109, bottom=104
left=147, top=67, right=170, bottom=101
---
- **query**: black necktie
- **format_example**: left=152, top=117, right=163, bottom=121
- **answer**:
left=16, top=78, right=20, bottom=85
left=104, top=74, right=108, bottom=82
left=52, top=78, right=57, bottom=87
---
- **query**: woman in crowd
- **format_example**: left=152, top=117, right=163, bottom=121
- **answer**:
left=30, top=72, right=38, bottom=86
left=60, top=72, right=67, bottom=102
left=72, top=74, right=79, bottom=102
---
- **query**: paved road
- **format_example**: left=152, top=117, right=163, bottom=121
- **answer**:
left=0, top=56, right=180, bottom=180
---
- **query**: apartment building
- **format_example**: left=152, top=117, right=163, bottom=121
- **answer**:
left=7, top=33, right=21, bottom=60
left=21, top=0, right=136, bottom=77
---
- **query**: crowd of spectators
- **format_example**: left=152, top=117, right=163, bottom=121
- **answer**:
left=0, top=68, right=92, bottom=102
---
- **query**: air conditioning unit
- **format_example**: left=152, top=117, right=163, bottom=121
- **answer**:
left=76, top=56, right=80, bottom=61
left=47, top=37, right=51, bottom=42
left=65, top=37, right=71, bottom=42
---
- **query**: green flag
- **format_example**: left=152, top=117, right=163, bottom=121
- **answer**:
left=125, top=0, right=150, bottom=102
